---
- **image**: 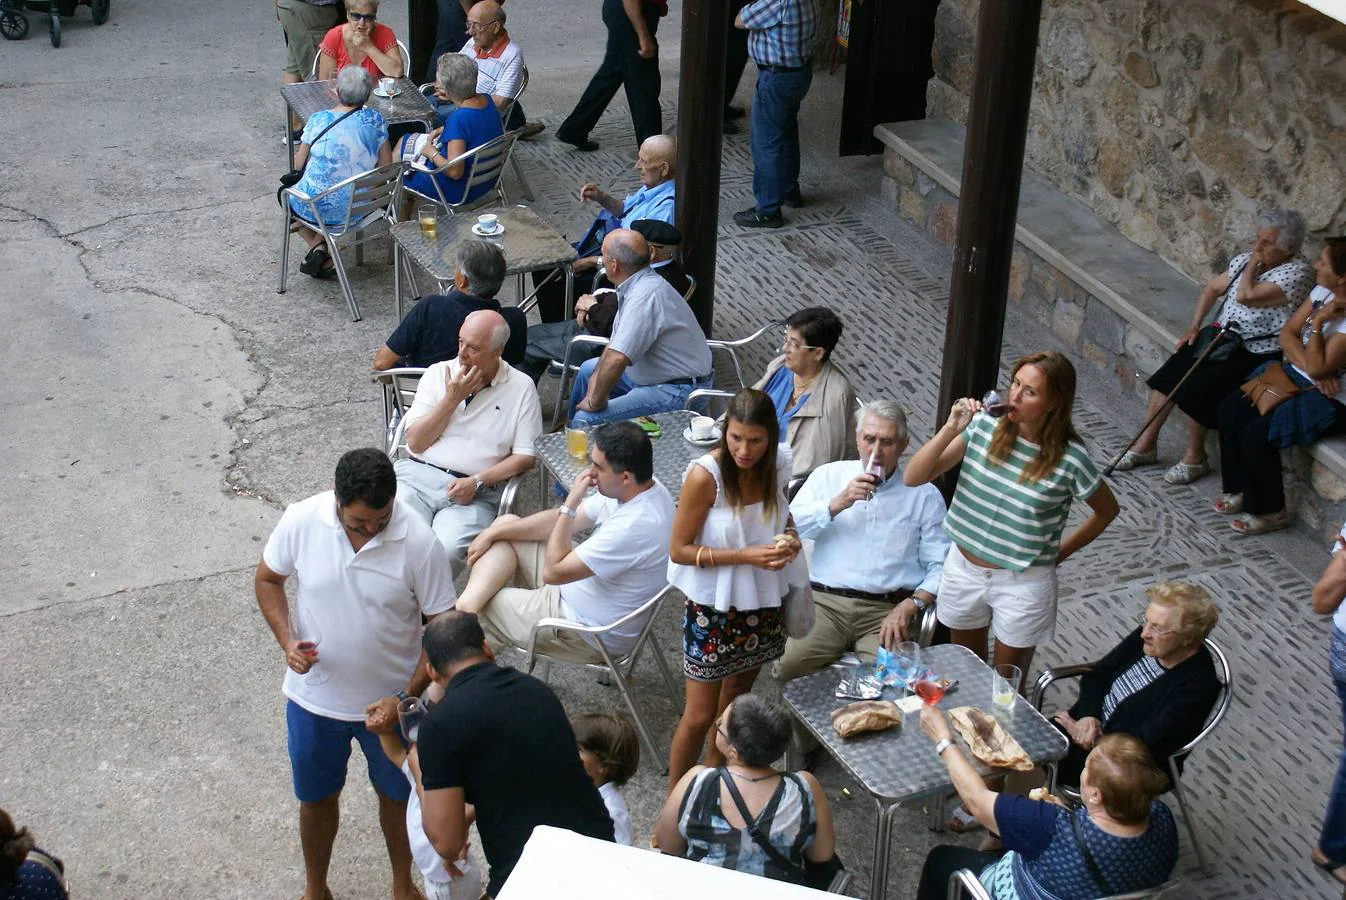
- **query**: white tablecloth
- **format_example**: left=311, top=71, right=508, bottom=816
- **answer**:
left=495, top=825, right=831, bottom=899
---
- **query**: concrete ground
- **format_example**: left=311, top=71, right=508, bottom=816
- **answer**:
left=0, top=1, right=1336, bottom=898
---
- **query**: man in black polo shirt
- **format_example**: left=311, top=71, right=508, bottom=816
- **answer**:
left=372, top=240, right=526, bottom=370
left=416, top=611, right=614, bottom=896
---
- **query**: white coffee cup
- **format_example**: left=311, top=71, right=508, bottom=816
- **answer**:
left=691, top=416, right=716, bottom=440
left=477, top=213, right=499, bottom=233
left=378, top=76, right=396, bottom=95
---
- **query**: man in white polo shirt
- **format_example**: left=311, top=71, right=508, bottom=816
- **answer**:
left=454, top=421, right=674, bottom=659
left=397, top=309, right=543, bottom=576
left=447, top=1, right=543, bottom=138
left=254, top=448, right=456, bottom=900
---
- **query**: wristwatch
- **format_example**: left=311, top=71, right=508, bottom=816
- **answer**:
left=933, top=738, right=954, bottom=758
left=473, top=476, right=486, bottom=493
left=911, top=594, right=930, bottom=611
left=396, top=690, right=410, bottom=703
left=558, top=504, right=578, bottom=519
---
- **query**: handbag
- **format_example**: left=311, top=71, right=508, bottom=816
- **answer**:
left=781, top=556, right=815, bottom=639
left=1191, top=260, right=1277, bottom=362
left=1240, top=362, right=1305, bottom=415
left=23, top=849, right=68, bottom=895
left=279, top=106, right=361, bottom=191
left=718, top=769, right=844, bottom=891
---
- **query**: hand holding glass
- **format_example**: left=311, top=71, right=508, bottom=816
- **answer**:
left=293, top=610, right=330, bottom=685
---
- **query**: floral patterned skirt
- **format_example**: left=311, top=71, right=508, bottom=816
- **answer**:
left=682, top=598, right=786, bottom=682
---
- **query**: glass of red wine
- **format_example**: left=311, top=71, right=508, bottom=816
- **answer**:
left=914, top=669, right=947, bottom=706
left=293, top=609, right=330, bottom=685
left=982, top=390, right=1010, bottom=418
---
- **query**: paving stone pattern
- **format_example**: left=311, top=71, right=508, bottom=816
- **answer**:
left=500, top=103, right=1340, bottom=899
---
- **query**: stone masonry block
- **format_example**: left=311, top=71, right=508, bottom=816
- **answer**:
left=879, top=177, right=900, bottom=215
left=1052, top=299, right=1085, bottom=345
left=931, top=203, right=958, bottom=245
left=915, top=169, right=938, bottom=197
left=1312, top=458, right=1346, bottom=503
left=1124, top=325, right=1167, bottom=379
left=899, top=186, right=927, bottom=225
left=883, top=149, right=915, bottom=186
left=1083, top=299, right=1127, bottom=353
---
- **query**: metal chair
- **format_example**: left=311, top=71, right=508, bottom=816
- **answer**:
left=707, top=318, right=787, bottom=389
left=495, top=65, right=534, bottom=201
left=521, top=584, right=683, bottom=774
left=310, top=40, right=411, bottom=81
left=279, top=160, right=405, bottom=321
left=400, top=128, right=521, bottom=213
left=1029, top=638, right=1233, bottom=877
left=947, top=869, right=1176, bottom=899
left=374, top=366, right=522, bottom=515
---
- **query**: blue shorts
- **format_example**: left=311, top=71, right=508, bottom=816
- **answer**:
left=285, top=700, right=411, bottom=804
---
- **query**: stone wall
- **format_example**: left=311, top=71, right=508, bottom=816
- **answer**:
left=927, top=0, right=1346, bottom=280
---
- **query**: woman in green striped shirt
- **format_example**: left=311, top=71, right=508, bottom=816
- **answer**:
left=905, top=352, right=1119, bottom=675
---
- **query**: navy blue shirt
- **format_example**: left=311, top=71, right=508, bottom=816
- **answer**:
left=385, top=290, right=526, bottom=368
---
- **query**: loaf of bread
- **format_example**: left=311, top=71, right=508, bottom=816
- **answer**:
left=830, top=700, right=903, bottom=738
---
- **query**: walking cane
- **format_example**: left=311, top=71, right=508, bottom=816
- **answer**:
left=1103, top=324, right=1235, bottom=477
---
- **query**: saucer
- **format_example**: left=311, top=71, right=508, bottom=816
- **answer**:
left=683, top=426, right=720, bottom=447
left=373, top=86, right=401, bottom=99
left=471, top=223, right=505, bottom=237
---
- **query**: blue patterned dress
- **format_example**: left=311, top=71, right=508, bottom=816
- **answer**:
left=289, top=107, right=388, bottom=227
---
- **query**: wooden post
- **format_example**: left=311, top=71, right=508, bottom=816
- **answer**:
left=934, top=0, right=1044, bottom=500
left=676, top=0, right=729, bottom=336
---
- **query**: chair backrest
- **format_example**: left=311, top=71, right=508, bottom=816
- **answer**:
left=496, top=65, right=529, bottom=125
left=396, top=39, right=411, bottom=77
left=1172, top=638, right=1232, bottom=761
left=406, top=129, right=519, bottom=210
left=683, top=387, right=734, bottom=414
left=373, top=366, right=426, bottom=457
left=286, top=160, right=405, bottom=236
left=682, top=272, right=697, bottom=303
left=946, top=869, right=1177, bottom=900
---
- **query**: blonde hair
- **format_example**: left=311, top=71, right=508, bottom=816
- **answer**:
left=987, top=351, right=1082, bottom=482
left=1087, top=734, right=1170, bottom=825
left=1145, top=580, right=1219, bottom=644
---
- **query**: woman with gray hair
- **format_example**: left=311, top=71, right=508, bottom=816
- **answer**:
left=1116, top=208, right=1313, bottom=484
left=288, top=65, right=392, bottom=278
left=655, top=694, right=837, bottom=886
left=400, top=52, right=504, bottom=207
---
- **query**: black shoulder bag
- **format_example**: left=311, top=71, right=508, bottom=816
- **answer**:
left=278, top=106, right=361, bottom=195
left=1067, top=808, right=1118, bottom=896
left=717, top=768, right=843, bottom=891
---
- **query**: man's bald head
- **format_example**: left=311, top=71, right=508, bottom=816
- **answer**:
left=601, top=229, right=651, bottom=285
left=459, top=309, right=510, bottom=371
left=636, top=135, right=676, bottom=187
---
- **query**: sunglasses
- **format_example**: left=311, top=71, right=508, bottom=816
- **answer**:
left=349, top=11, right=376, bottom=22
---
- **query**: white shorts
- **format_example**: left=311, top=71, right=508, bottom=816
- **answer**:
left=423, top=858, right=482, bottom=900
left=935, top=544, right=1059, bottom=648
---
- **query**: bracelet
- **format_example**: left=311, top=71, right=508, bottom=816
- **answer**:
left=933, top=737, right=954, bottom=758
left=709, top=548, right=716, bottom=567
left=696, top=546, right=705, bottom=568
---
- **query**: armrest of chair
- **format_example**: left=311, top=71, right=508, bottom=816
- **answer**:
left=370, top=366, right=428, bottom=384
left=917, top=602, right=937, bottom=648
left=524, top=586, right=673, bottom=661
left=947, top=868, right=992, bottom=900
left=706, top=318, right=787, bottom=349
left=1029, top=662, right=1097, bottom=712
left=560, top=334, right=611, bottom=370
left=684, top=388, right=734, bottom=412
left=497, top=475, right=522, bottom=517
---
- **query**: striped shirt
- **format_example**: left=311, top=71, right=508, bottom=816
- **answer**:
left=458, top=35, right=524, bottom=102
left=942, top=414, right=1102, bottom=571
left=740, top=0, right=818, bottom=69
left=1102, top=655, right=1166, bottom=721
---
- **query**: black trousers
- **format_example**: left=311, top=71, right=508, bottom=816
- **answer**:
left=916, top=846, right=1005, bottom=900
left=558, top=0, right=663, bottom=147
left=1217, top=390, right=1284, bottom=515
left=530, top=264, right=600, bottom=324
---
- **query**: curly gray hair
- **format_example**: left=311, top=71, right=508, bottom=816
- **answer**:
left=1258, top=208, right=1306, bottom=255
left=854, top=400, right=909, bottom=443
left=436, top=52, right=479, bottom=102
left=335, top=65, right=373, bottom=106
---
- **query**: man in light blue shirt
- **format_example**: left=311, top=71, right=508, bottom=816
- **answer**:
left=776, top=399, right=950, bottom=682
left=532, top=135, right=676, bottom=322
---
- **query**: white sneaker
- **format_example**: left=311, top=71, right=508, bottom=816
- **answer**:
left=1163, top=459, right=1210, bottom=484
left=1113, top=449, right=1158, bottom=471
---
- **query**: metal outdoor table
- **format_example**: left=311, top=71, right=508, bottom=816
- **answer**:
left=781, top=643, right=1069, bottom=900
left=281, top=77, right=435, bottom=169
left=390, top=206, right=576, bottom=320
left=534, top=410, right=701, bottom=505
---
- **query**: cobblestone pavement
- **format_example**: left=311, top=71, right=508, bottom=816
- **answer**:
left=507, top=96, right=1341, bottom=900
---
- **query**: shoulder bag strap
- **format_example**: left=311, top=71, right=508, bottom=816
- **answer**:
left=23, top=850, right=68, bottom=890
left=717, top=769, right=806, bottom=882
left=1067, top=809, right=1115, bottom=896
left=306, top=105, right=361, bottom=153
left=1209, top=258, right=1252, bottom=327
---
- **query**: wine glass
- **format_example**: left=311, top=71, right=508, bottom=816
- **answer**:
left=893, top=641, right=920, bottom=695
left=982, top=389, right=1010, bottom=417
left=397, top=695, right=427, bottom=742
left=292, top=608, right=330, bottom=685
left=914, top=669, right=946, bottom=706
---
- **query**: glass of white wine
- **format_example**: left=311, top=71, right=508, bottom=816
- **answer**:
left=992, top=663, right=1021, bottom=710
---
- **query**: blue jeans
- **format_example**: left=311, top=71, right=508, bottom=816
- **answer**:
left=750, top=65, right=813, bottom=216
left=567, top=356, right=709, bottom=426
left=1321, top=626, right=1346, bottom=861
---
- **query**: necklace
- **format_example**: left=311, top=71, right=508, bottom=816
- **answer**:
left=726, top=766, right=779, bottom=783
left=791, top=372, right=817, bottom=404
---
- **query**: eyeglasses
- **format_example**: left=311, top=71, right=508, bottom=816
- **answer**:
left=348, top=11, right=376, bottom=22
left=1136, top=613, right=1175, bottom=638
left=780, top=332, right=820, bottom=353
left=467, top=18, right=500, bottom=30
left=714, top=712, right=730, bottom=742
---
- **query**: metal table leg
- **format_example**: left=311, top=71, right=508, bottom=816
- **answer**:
left=564, top=265, right=574, bottom=320
left=869, top=801, right=900, bottom=900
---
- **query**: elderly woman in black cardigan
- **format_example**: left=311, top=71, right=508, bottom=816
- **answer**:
left=1052, top=581, right=1221, bottom=787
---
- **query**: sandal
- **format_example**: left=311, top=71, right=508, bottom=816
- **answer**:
left=1212, top=493, right=1243, bottom=515
left=1313, top=848, right=1346, bottom=885
left=1163, top=458, right=1210, bottom=485
left=299, top=245, right=327, bottom=276
left=1231, top=511, right=1287, bottom=535
left=1112, top=448, right=1158, bottom=471
left=947, top=803, right=985, bottom=834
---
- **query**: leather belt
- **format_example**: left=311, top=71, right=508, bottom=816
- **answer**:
left=757, top=62, right=810, bottom=73
left=667, top=373, right=713, bottom=386
left=810, top=583, right=914, bottom=604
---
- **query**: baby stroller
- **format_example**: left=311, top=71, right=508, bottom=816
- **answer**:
left=0, top=0, right=109, bottom=47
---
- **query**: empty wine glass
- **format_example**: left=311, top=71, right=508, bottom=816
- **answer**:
left=292, top=608, right=330, bottom=685
left=893, top=641, right=920, bottom=695
left=982, top=389, right=1010, bottom=417
left=397, top=695, right=427, bottom=742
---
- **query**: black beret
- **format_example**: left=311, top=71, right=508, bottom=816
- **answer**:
left=631, top=219, right=682, bottom=246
